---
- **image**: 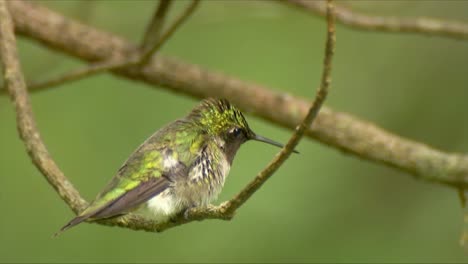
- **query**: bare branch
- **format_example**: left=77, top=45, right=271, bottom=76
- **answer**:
left=221, top=0, right=335, bottom=213
left=25, top=57, right=139, bottom=93
left=8, top=0, right=468, bottom=189
left=282, top=0, right=468, bottom=40
left=0, top=0, right=87, bottom=214
left=141, top=0, right=173, bottom=52
left=139, top=0, right=200, bottom=65
left=0, top=55, right=142, bottom=95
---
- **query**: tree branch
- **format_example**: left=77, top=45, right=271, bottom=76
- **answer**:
left=282, top=0, right=468, bottom=40
left=220, top=0, right=335, bottom=214
left=24, top=57, right=139, bottom=93
left=7, top=0, right=468, bottom=189
left=0, top=0, right=87, bottom=214
left=140, top=0, right=173, bottom=52
left=139, top=0, right=200, bottom=65
left=0, top=0, right=200, bottom=94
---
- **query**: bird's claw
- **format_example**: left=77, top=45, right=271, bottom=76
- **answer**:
left=183, top=204, right=198, bottom=220
left=183, top=209, right=191, bottom=220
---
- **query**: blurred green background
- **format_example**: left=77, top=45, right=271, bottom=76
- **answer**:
left=1, top=0, right=468, bottom=262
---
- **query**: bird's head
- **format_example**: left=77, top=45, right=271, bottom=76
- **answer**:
left=188, top=98, right=297, bottom=163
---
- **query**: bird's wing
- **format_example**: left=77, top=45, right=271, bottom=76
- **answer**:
left=56, top=148, right=182, bottom=235
left=56, top=177, right=171, bottom=234
left=81, top=150, right=184, bottom=220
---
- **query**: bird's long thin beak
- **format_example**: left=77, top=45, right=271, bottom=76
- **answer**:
left=251, top=134, right=299, bottom=154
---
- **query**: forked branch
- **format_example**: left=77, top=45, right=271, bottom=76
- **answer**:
left=0, top=0, right=200, bottom=94
left=220, top=0, right=335, bottom=215
left=141, top=0, right=173, bottom=52
left=139, top=0, right=200, bottom=65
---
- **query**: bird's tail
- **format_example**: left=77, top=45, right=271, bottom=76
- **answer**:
left=53, top=214, right=92, bottom=238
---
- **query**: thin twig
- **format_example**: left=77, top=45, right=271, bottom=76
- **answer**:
left=0, top=0, right=87, bottom=214
left=27, top=57, right=139, bottom=92
left=141, top=0, right=173, bottom=52
left=222, top=0, right=335, bottom=214
left=0, top=56, right=140, bottom=94
left=0, top=55, right=140, bottom=94
left=282, top=0, right=468, bottom=40
left=139, top=0, right=200, bottom=65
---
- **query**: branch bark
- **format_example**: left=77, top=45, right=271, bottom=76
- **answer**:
left=0, top=0, right=200, bottom=94
left=6, top=0, right=468, bottom=189
left=220, top=0, right=335, bottom=214
left=139, top=0, right=200, bottom=65
left=0, top=0, right=87, bottom=214
left=140, top=0, right=173, bottom=52
left=283, top=0, right=468, bottom=40
left=24, top=58, right=139, bottom=92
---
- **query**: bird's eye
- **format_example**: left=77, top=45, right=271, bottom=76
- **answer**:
left=230, top=127, right=242, bottom=137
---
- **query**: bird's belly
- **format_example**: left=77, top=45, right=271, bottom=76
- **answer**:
left=136, top=158, right=231, bottom=222
left=137, top=189, right=182, bottom=222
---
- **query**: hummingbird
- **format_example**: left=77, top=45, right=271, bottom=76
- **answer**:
left=56, top=98, right=296, bottom=235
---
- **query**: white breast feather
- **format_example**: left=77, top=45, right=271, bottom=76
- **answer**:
left=142, top=150, right=231, bottom=221
left=144, top=190, right=179, bottom=222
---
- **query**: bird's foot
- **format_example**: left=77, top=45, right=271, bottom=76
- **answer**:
left=183, top=208, right=192, bottom=220
left=183, top=203, right=199, bottom=220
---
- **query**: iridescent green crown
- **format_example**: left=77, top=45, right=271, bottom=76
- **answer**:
left=188, top=98, right=250, bottom=135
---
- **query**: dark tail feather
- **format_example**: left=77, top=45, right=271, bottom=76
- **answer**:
left=53, top=214, right=92, bottom=238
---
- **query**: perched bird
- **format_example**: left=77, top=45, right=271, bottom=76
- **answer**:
left=56, top=98, right=295, bottom=235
